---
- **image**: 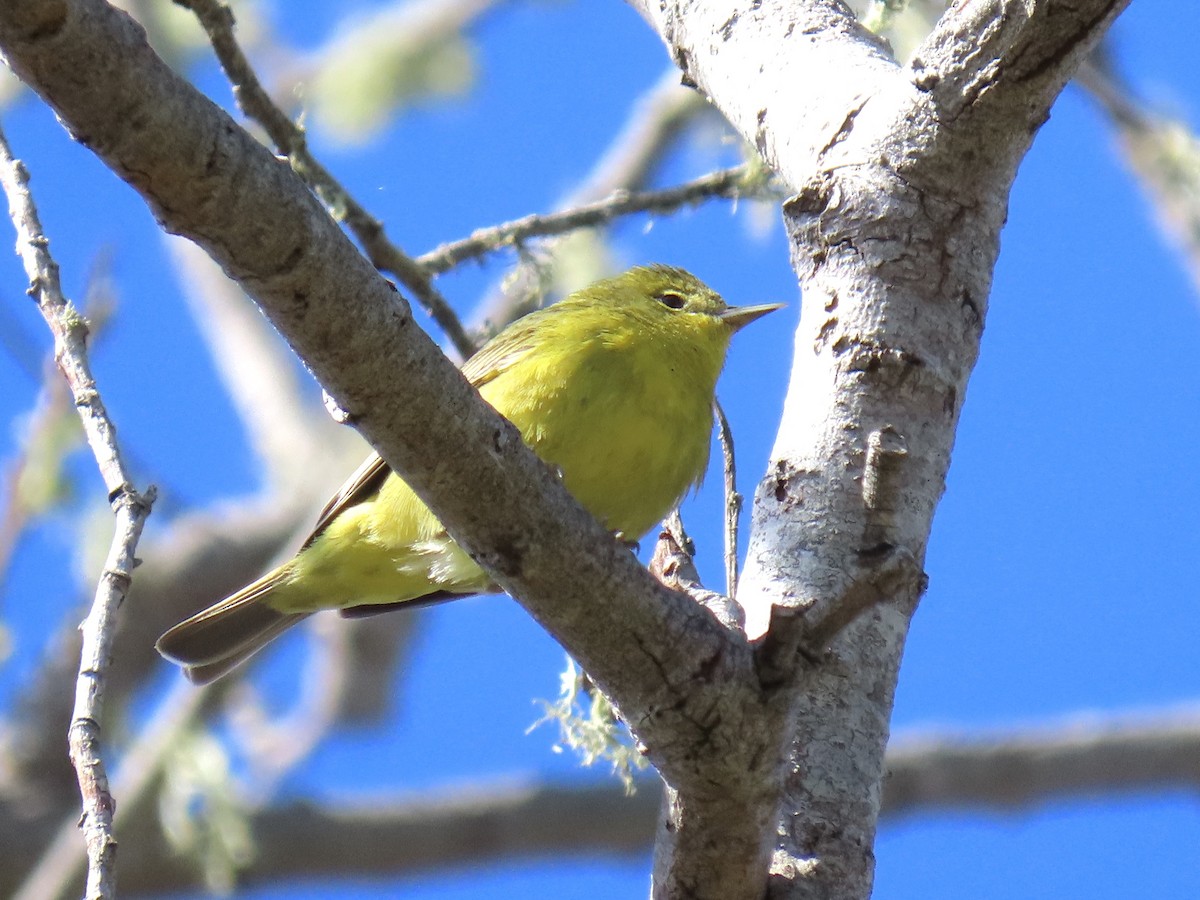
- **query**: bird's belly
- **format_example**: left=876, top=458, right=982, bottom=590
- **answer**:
left=518, top=386, right=711, bottom=540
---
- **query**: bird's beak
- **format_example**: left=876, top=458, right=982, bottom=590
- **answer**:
left=721, top=302, right=784, bottom=331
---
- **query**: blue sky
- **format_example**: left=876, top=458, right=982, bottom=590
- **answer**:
left=1, top=1, right=1197, bottom=897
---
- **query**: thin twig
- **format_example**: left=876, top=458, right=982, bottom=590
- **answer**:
left=469, top=70, right=711, bottom=331
left=12, top=681, right=214, bottom=900
left=711, top=397, right=740, bottom=600
left=418, top=164, right=768, bottom=274
left=0, top=123, right=155, bottom=900
left=174, top=0, right=477, bottom=358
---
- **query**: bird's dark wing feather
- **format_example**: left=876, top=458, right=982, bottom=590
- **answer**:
left=301, top=452, right=392, bottom=550
left=302, top=312, right=552, bottom=550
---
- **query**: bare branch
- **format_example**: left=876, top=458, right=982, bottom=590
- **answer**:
left=6, top=702, right=1199, bottom=896
left=0, top=2, right=768, bottom=852
left=633, top=0, right=1130, bottom=896
left=175, top=0, right=476, bottom=358
left=883, top=710, right=1200, bottom=816
left=45, top=779, right=656, bottom=896
left=13, top=680, right=214, bottom=900
left=470, top=70, right=709, bottom=329
left=711, top=398, right=740, bottom=600
left=11, top=606, right=418, bottom=898
left=0, top=122, right=155, bottom=900
left=418, top=163, right=773, bottom=275
left=649, top=511, right=744, bottom=632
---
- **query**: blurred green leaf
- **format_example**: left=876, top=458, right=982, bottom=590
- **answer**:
left=12, top=383, right=81, bottom=517
left=310, top=30, right=476, bottom=145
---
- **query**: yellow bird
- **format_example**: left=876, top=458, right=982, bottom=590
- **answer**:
left=157, top=265, right=780, bottom=683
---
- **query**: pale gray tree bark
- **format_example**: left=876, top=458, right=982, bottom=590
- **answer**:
left=0, top=0, right=1132, bottom=898
left=630, top=1, right=1130, bottom=897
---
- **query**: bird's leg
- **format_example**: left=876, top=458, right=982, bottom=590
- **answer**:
left=613, top=531, right=640, bottom=554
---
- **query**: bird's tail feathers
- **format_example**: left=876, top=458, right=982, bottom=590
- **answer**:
left=156, top=566, right=309, bottom=685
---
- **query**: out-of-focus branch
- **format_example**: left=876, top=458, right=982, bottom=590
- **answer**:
left=0, top=495, right=307, bottom=812
left=165, top=235, right=341, bottom=485
left=287, top=0, right=511, bottom=144
left=562, top=70, right=711, bottom=210
left=13, top=680, right=215, bottom=900
left=175, top=0, right=476, bottom=358
left=0, top=359, right=75, bottom=592
left=10, top=555, right=421, bottom=898
left=119, top=780, right=659, bottom=895
left=418, top=163, right=773, bottom=275
left=50, top=708, right=1200, bottom=894
left=227, top=610, right=417, bottom=794
left=1076, top=56, right=1200, bottom=301
left=3, top=704, right=1200, bottom=895
left=0, top=122, right=155, bottom=900
left=882, top=709, right=1200, bottom=815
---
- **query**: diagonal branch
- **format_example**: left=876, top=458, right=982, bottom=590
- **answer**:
left=1076, top=57, right=1200, bottom=302
left=417, top=162, right=774, bottom=274
left=175, top=0, right=476, bottom=358
left=468, top=70, right=708, bottom=330
left=0, top=122, right=155, bottom=900
left=0, top=0, right=762, bottom=829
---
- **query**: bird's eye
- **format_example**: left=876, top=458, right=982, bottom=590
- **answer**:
left=657, top=291, right=687, bottom=310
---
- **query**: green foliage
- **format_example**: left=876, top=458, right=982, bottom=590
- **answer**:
left=159, top=729, right=255, bottom=894
left=309, top=29, right=475, bottom=145
left=12, top=385, right=81, bottom=517
left=859, top=0, right=911, bottom=38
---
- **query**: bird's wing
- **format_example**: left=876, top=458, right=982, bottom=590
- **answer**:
left=300, top=452, right=392, bottom=550
left=297, top=315, right=548, bottom=550
left=460, top=310, right=553, bottom=387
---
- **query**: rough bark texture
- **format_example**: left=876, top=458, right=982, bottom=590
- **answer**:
left=0, top=0, right=1133, bottom=897
left=0, top=0, right=761, bottom=793
left=629, top=0, right=1129, bottom=897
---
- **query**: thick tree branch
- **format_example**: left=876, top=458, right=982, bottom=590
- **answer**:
left=3, top=700, right=1199, bottom=895
left=0, top=0, right=769, bottom=837
left=9, top=707, right=1194, bottom=896
left=883, top=709, right=1200, bottom=816
left=175, top=0, right=476, bottom=358
left=630, top=1, right=1130, bottom=897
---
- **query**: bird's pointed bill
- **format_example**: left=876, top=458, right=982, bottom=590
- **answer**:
left=720, top=302, right=784, bottom=331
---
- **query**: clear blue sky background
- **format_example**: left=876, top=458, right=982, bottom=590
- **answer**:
left=1, top=1, right=1197, bottom=898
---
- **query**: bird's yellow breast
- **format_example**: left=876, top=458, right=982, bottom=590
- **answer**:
left=281, top=288, right=736, bottom=612
left=482, top=325, right=717, bottom=539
